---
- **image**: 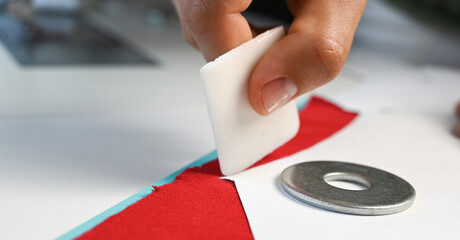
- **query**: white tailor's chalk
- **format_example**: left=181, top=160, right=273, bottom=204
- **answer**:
left=200, top=27, right=300, bottom=176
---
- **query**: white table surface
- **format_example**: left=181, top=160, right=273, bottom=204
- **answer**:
left=1, top=0, right=459, bottom=239
left=0, top=11, right=219, bottom=239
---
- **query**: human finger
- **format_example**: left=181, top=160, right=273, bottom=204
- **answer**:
left=173, top=0, right=253, bottom=61
left=248, top=0, right=366, bottom=115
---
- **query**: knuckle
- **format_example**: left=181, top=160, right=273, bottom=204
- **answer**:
left=314, top=38, right=345, bottom=80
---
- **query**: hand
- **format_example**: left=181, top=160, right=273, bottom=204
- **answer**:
left=173, top=0, right=366, bottom=115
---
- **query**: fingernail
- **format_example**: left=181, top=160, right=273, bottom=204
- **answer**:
left=261, top=77, right=297, bottom=115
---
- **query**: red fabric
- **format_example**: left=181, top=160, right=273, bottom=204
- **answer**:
left=77, top=97, right=357, bottom=240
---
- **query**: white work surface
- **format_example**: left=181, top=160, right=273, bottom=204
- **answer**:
left=228, top=61, right=460, bottom=239
left=0, top=13, right=216, bottom=239
left=1, top=1, right=460, bottom=239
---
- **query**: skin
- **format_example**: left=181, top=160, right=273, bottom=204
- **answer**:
left=172, top=0, right=366, bottom=114
left=172, top=0, right=459, bottom=137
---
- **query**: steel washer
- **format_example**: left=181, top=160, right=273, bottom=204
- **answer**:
left=280, top=161, right=416, bottom=215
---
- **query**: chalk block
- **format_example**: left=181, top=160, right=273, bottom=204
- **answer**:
left=200, top=27, right=300, bottom=176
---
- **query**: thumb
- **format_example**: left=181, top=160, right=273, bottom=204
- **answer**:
left=248, top=32, right=344, bottom=115
left=248, top=0, right=366, bottom=116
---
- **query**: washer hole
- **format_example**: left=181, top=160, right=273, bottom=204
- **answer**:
left=324, top=172, right=371, bottom=191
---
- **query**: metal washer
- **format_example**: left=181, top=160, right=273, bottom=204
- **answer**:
left=280, top=161, right=416, bottom=215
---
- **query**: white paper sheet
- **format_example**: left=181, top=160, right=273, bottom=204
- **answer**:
left=228, top=63, right=460, bottom=239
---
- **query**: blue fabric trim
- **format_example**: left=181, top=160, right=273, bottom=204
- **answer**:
left=57, top=150, right=218, bottom=240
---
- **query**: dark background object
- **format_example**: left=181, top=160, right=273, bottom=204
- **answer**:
left=248, top=0, right=293, bottom=23
left=0, top=13, right=154, bottom=66
left=386, top=0, right=460, bottom=29
left=0, top=0, right=156, bottom=66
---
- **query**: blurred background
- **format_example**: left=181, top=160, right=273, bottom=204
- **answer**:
left=1, top=0, right=459, bottom=115
left=1, top=0, right=459, bottom=68
left=0, top=0, right=459, bottom=239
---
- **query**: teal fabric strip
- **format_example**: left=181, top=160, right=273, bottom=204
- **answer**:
left=296, top=96, right=308, bottom=110
left=57, top=150, right=218, bottom=240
